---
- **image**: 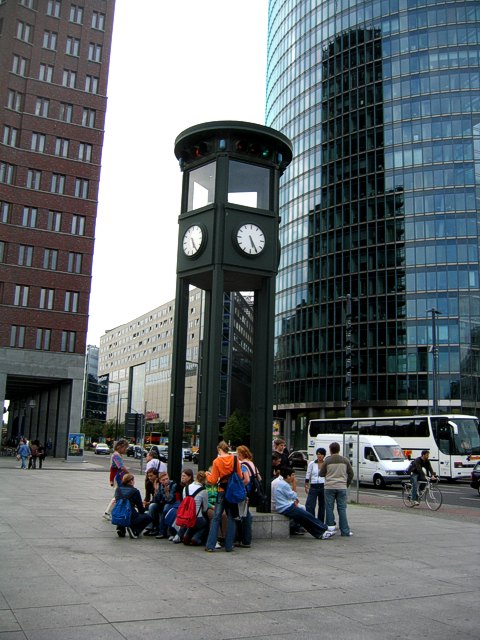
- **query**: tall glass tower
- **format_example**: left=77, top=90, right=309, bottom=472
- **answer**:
left=266, top=0, right=480, bottom=426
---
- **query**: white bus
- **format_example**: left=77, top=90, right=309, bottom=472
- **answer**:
left=307, top=415, right=480, bottom=480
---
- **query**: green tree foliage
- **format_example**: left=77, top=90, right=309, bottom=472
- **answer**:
left=223, top=409, right=250, bottom=448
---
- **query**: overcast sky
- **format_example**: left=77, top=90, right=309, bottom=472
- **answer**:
left=87, top=0, right=269, bottom=345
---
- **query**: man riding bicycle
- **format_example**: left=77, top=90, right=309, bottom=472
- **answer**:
left=410, top=450, right=437, bottom=505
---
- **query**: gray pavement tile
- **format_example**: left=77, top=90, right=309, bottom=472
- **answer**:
left=24, top=623, right=125, bottom=640
left=1, top=575, right=87, bottom=609
left=13, top=604, right=107, bottom=630
left=0, top=609, right=21, bottom=632
left=0, top=632, right=27, bottom=640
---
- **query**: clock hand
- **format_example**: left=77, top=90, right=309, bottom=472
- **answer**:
left=249, top=235, right=257, bottom=251
left=191, top=239, right=197, bottom=251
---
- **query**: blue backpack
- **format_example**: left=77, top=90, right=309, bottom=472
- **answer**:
left=111, top=497, right=132, bottom=527
left=225, top=456, right=247, bottom=504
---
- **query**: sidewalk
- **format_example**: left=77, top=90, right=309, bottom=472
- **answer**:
left=0, top=456, right=478, bottom=640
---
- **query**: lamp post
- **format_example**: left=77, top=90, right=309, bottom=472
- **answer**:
left=429, top=308, right=441, bottom=414
left=107, top=380, right=120, bottom=441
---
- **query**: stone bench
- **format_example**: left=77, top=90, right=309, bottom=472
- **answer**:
left=251, top=510, right=290, bottom=539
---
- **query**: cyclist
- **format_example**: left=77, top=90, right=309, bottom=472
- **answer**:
left=410, top=450, right=437, bottom=505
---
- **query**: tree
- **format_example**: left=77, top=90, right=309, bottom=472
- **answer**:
left=223, top=409, right=250, bottom=448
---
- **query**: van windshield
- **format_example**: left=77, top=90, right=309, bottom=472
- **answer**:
left=373, top=445, right=406, bottom=461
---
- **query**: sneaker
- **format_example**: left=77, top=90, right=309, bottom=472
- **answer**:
left=321, top=530, right=336, bottom=540
left=126, top=527, right=138, bottom=539
left=205, top=548, right=217, bottom=552
left=102, top=512, right=111, bottom=521
left=116, top=527, right=126, bottom=538
left=155, top=533, right=167, bottom=539
left=412, top=501, right=420, bottom=506
left=143, top=529, right=158, bottom=537
left=291, top=530, right=305, bottom=536
left=239, top=542, right=251, bottom=548
left=172, top=534, right=181, bottom=544
left=168, top=535, right=174, bottom=541
left=341, top=532, right=353, bottom=537
left=215, top=541, right=223, bottom=549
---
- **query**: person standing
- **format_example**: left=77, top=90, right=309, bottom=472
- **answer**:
left=320, top=442, right=354, bottom=537
left=304, top=447, right=326, bottom=522
left=104, top=439, right=129, bottom=521
left=235, top=445, right=259, bottom=548
left=410, top=450, right=437, bottom=505
left=28, top=440, right=39, bottom=469
left=17, top=438, right=30, bottom=470
left=205, top=441, right=243, bottom=552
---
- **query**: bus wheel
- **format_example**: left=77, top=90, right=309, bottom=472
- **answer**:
left=373, top=475, right=385, bottom=489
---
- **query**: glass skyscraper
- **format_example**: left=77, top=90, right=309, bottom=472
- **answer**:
left=266, top=0, right=480, bottom=425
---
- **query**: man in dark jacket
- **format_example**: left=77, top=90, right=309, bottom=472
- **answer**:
left=320, top=442, right=354, bottom=537
left=410, top=450, right=437, bottom=505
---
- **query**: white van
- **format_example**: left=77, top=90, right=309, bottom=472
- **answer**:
left=313, top=434, right=410, bottom=488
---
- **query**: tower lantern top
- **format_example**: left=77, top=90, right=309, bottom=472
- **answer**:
left=174, top=120, right=293, bottom=175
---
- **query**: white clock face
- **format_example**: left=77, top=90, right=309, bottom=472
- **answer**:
left=236, top=223, right=265, bottom=255
left=182, top=225, right=204, bottom=257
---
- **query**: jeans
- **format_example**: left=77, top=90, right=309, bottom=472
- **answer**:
left=411, top=474, right=426, bottom=501
left=148, top=502, right=163, bottom=531
left=131, top=512, right=152, bottom=535
left=325, top=488, right=350, bottom=536
left=205, top=492, right=236, bottom=551
left=280, top=504, right=327, bottom=538
left=20, top=456, right=28, bottom=469
left=183, top=516, right=208, bottom=545
left=237, top=507, right=252, bottom=545
left=305, top=484, right=325, bottom=522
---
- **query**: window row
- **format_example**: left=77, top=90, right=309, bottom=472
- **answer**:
left=7, top=91, right=97, bottom=128
left=0, top=165, right=91, bottom=198
left=2, top=245, right=84, bottom=273
left=1, top=203, right=87, bottom=235
left=20, top=2, right=106, bottom=30
left=12, top=57, right=101, bottom=94
left=3, top=128, right=93, bottom=162
left=10, top=325, right=76, bottom=353
left=9, top=286, right=80, bottom=312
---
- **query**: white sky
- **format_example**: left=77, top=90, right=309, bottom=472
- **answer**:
left=87, top=0, right=269, bottom=345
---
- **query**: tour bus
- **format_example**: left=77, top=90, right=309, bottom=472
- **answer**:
left=307, top=415, right=480, bottom=481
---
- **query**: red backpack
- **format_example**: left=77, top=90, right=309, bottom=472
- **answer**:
left=175, top=486, right=203, bottom=528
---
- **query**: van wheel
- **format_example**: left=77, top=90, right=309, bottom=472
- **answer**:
left=373, top=475, right=385, bottom=489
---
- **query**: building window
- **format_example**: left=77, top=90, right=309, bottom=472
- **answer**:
left=35, top=97, right=49, bottom=117
left=39, top=64, right=54, bottom=83
left=0, top=241, right=4, bottom=262
left=85, top=75, right=99, bottom=94
left=92, top=11, right=105, bottom=31
left=59, top=102, right=73, bottom=123
left=2, top=125, right=18, bottom=147
left=39, top=288, right=54, bottom=309
left=71, top=214, right=85, bottom=235
left=54, top=137, right=69, bottom=157
left=0, top=163, right=15, bottom=184
left=20, top=0, right=36, bottom=7
left=74, top=178, right=89, bottom=198
left=27, top=169, right=42, bottom=190
left=46, top=0, right=61, bottom=17
left=64, top=290, right=79, bottom=312
left=78, top=142, right=92, bottom=162
left=66, top=36, right=80, bottom=56
left=51, top=173, right=65, bottom=194
left=47, top=210, right=62, bottom=231
left=1, top=202, right=11, bottom=223
left=82, top=108, right=96, bottom=128
left=31, top=132, right=46, bottom=153
left=67, top=252, right=82, bottom=273
left=62, top=69, right=76, bottom=88
left=12, top=55, right=28, bottom=76
left=22, top=207, right=37, bottom=227
left=61, top=330, right=76, bottom=352
left=88, top=43, right=102, bottom=62
left=43, top=248, right=58, bottom=270
left=10, top=326, right=26, bottom=348
left=14, top=285, right=29, bottom=307
left=69, top=4, right=83, bottom=24
left=7, top=90, right=23, bottom=112
left=16, top=21, right=32, bottom=43
left=18, top=245, right=33, bottom=266
left=43, top=30, right=58, bottom=50
left=36, top=328, right=51, bottom=350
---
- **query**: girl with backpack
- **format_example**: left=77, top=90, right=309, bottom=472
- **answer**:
left=114, top=473, right=152, bottom=538
left=176, top=470, right=209, bottom=546
left=236, top=445, right=262, bottom=548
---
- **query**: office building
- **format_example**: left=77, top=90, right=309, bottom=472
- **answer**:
left=0, top=0, right=116, bottom=454
left=266, top=0, right=480, bottom=430
left=82, top=344, right=107, bottom=423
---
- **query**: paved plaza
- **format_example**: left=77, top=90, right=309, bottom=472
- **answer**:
left=0, top=456, right=478, bottom=640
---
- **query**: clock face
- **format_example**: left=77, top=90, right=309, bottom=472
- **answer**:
left=182, top=224, right=204, bottom=257
left=236, top=223, right=266, bottom=255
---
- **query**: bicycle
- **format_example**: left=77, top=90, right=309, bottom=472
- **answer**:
left=402, top=476, right=443, bottom=511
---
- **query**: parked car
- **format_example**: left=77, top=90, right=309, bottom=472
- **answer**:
left=155, top=445, right=169, bottom=461
left=94, top=443, right=110, bottom=455
left=126, top=444, right=147, bottom=459
left=182, top=442, right=193, bottom=461
left=288, top=450, right=309, bottom=469
left=471, top=461, right=480, bottom=495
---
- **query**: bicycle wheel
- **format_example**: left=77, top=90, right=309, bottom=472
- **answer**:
left=402, top=484, right=414, bottom=507
left=425, top=486, right=442, bottom=511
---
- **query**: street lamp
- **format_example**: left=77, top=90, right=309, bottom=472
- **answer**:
left=429, top=308, right=441, bottom=414
left=107, top=380, right=120, bottom=441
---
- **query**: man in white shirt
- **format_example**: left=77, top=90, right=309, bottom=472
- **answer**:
left=304, top=447, right=326, bottom=522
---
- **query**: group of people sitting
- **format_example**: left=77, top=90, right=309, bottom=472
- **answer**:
left=106, top=439, right=258, bottom=551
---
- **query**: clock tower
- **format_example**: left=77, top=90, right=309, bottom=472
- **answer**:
left=169, top=121, right=292, bottom=508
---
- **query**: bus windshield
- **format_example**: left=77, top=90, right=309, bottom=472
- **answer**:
left=373, top=445, right=406, bottom=461
left=432, top=417, right=480, bottom=456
